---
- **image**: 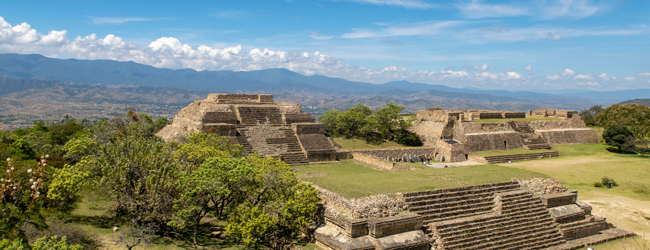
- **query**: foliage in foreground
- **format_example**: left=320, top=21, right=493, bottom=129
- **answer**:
left=0, top=236, right=82, bottom=250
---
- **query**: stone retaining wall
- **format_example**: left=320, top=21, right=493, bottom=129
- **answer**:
left=313, top=185, right=407, bottom=219
left=468, top=151, right=560, bottom=164
left=351, top=153, right=415, bottom=171
left=350, top=148, right=436, bottom=162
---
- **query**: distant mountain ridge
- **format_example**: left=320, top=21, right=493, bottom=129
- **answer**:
left=620, top=99, right=650, bottom=106
left=1, top=53, right=648, bottom=110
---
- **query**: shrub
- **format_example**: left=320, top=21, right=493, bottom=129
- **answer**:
left=22, top=217, right=101, bottom=249
left=600, top=177, right=619, bottom=187
left=593, top=182, right=603, bottom=187
left=396, top=130, right=423, bottom=146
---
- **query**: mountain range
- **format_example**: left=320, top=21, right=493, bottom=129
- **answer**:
left=1, top=53, right=648, bottom=127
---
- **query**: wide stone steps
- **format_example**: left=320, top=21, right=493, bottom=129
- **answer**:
left=409, top=197, right=494, bottom=213
left=404, top=181, right=519, bottom=198
left=281, top=129, right=304, bottom=152
left=441, top=221, right=563, bottom=250
left=405, top=184, right=521, bottom=206
left=280, top=152, right=309, bottom=165
left=237, top=107, right=283, bottom=125
left=426, top=186, right=565, bottom=250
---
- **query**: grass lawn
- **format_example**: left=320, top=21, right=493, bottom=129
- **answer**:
left=333, top=137, right=422, bottom=150
left=575, top=235, right=648, bottom=250
left=470, top=148, right=555, bottom=157
left=471, top=117, right=559, bottom=123
left=502, top=143, right=650, bottom=201
left=295, top=159, right=547, bottom=198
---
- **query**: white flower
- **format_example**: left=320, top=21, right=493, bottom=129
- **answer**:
left=29, top=179, right=33, bottom=182
left=27, top=169, right=33, bottom=173
left=45, top=155, right=49, bottom=158
left=33, top=181, right=38, bottom=185
left=6, top=170, right=10, bottom=173
left=10, top=167, right=14, bottom=171
left=6, top=158, right=10, bottom=161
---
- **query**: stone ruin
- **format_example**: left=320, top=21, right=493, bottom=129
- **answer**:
left=409, top=108, right=599, bottom=162
left=157, top=94, right=349, bottom=165
left=314, top=179, right=633, bottom=250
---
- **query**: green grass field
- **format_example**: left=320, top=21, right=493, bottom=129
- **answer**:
left=295, top=159, right=547, bottom=198
left=332, top=137, right=422, bottom=150
left=470, top=148, right=555, bottom=157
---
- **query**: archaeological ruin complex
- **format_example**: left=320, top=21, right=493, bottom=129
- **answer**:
left=157, top=94, right=349, bottom=165
left=314, top=179, right=633, bottom=250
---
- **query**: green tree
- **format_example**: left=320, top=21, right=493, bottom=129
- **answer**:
left=319, top=110, right=342, bottom=136
left=597, top=103, right=650, bottom=141
left=225, top=156, right=321, bottom=249
left=337, top=104, right=373, bottom=138
left=168, top=157, right=254, bottom=245
left=603, top=124, right=634, bottom=152
left=579, top=105, right=602, bottom=126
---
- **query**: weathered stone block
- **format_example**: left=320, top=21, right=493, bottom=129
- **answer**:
left=315, top=225, right=375, bottom=250
left=374, top=230, right=429, bottom=250
left=368, top=213, right=423, bottom=238
left=325, top=214, right=369, bottom=238
left=541, top=192, right=577, bottom=208
left=549, top=204, right=585, bottom=223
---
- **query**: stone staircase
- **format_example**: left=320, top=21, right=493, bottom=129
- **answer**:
left=509, top=121, right=552, bottom=150
left=279, top=128, right=309, bottom=165
left=234, top=129, right=254, bottom=153
left=237, top=106, right=283, bottom=125
left=405, top=181, right=566, bottom=250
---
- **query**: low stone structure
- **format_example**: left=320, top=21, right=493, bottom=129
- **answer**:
left=468, top=151, right=560, bottom=164
left=314, top=179, right=633, bottom=250
left=157, top=94, right=350, bottom=165
left=533, top=109, right=579, bottom=118
left=411, top=108, right=598, bottom=162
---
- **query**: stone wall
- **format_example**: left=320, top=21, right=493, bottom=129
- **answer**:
left=284, top=113, right=316, bottom=124
left=533, top=109, right=578, bottom=118
left=350, top=148, right=436, bottom=162
left=468, top=151, right=560, bottom=163
left=244, top=125, right=289, bottom=156
left=536, top=129, right=599, bottom=145
left=462, top=132, right=524, bottom=153
left=207, top=93, right=274, bottom=103
left=410, top=120, right=446, bottom=146
left=351, top=153, right=415, bottom=171
left=477, top=112, right=504, bottom=119
left=518, top=178, right=568, bottom=196
left=313, top=185, right=407, bottom=219
left=416, top=109, right=448, bottom=122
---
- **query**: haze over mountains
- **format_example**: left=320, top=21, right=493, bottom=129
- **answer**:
left=1, top=53, right=648, bottom=128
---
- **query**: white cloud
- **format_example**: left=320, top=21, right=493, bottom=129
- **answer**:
left=457, top=0, right=528, bottom=19
left=468, top=63, right=494, bottom=71
left=341, top=21, right=463, bottom=38
left=598, top=73, right=609, bottom=80
left=310, top=32, right=334, bottom=40
left=573, top=74, right=593, bottom=80
left=547, top=75, right=560, bottom=80
left=546, top=32, right=563, bottom=40
left=625, top=77, right=636, bottom=81
left=638, top=73, right=650, bottom=76
left=561, top=69, right=575, bottom=76
left=541, top=0, right=605, bottom=19
left=523, top=65, right=532, bottom=71
left=577, top=81, right=599, bottom=87
left=213, top=10, right=245, bottom=18
left=88, top=16, right=154, bottom=25
left=345, top=0, right=436, bottom=9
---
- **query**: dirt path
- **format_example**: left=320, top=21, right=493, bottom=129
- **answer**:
left=581, top=192, right=650, bottom=241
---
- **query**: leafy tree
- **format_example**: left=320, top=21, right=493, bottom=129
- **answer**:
left=603, top=124, right=634, bottom=152
left=225, top=156, right=321, bottom=249
left=337, top=104, right=374, bottom=138
left=168, top=157, right=254, bottom=245
left=395, top=130, right=423, bottom=146
left=319, top=110, right=343, bottom=136
left=173, top=132, right=243, bottom=171
left=579, top=105, right=602, bottom=126
left=597, top=103, right=650, bottom=141
left=375, top=102, right=409, bottom=140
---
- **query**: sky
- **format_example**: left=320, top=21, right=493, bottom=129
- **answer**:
left=1, top=0, right=649, bottom=91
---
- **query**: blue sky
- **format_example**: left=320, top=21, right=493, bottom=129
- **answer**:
left=1, top=0, right=649, bottom=91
